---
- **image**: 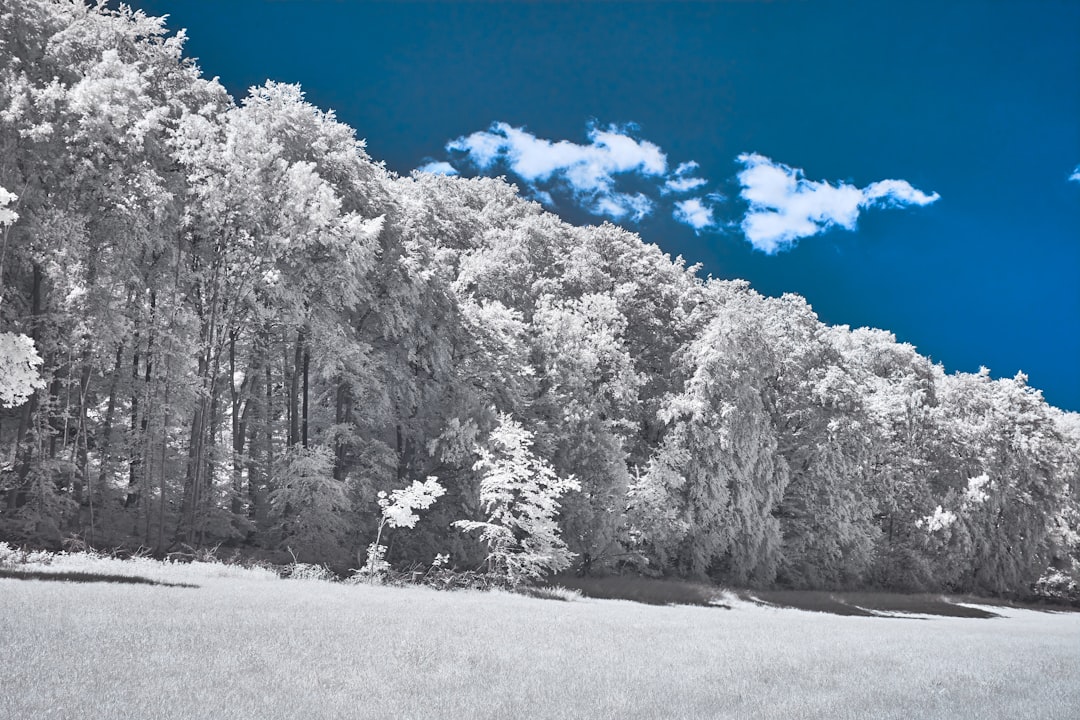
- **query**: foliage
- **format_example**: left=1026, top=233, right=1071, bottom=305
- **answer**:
left=282, top=561, right=337, bottom=582
left=0, top=330, right=44, bottom=407
left=1031, top=568, right=1080, bottom=604
left=0, top=0, right=1075, bottom=598
left=0, top=188, right=44, bottom=407
left=453, top=414, right=580, bottom=586
left=361, top=476, right=445, bottom=580
left=269, top=447, right=352, bottom=567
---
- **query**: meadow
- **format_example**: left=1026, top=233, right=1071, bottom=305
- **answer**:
left=1, top=554, right=1078, bottom=720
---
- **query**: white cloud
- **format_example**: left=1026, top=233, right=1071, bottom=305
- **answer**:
left=446, top=121, right=668, bottom=220
left=595, top=192, right=655, bottom=222
left=736, top=153, right=940, bottom=254
left=415, top=161, right=459, bottom=176
left=1070, top=165, right=1080, bottom=182
left=673, top=198, right=717, bottom=232
left=664, top=176, right=708, bottom=194
left=663, top=161, right=708, bottom=194
left=862, top=178, right=940, bottom=207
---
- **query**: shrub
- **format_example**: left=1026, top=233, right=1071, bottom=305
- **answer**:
left=453, top=413, right=580, bottom=587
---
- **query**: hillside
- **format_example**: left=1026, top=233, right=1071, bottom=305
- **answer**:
left=0, top=0, right=1078, bottom=597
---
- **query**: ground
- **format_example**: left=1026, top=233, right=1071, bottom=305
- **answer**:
left=1, top=555, right=1078, bottom=719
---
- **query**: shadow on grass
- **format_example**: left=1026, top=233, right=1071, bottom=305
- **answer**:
left=546, top=575, right=730, bottom=608
left=737, top=590, right=1000, bottom=618
left=0, top=568, right=197, bottom=588
left=547, top=575, right=1080, bottom=618
left=754, top=590, right=1080, bottom=617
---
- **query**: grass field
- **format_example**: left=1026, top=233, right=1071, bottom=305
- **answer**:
left=1, top=556, right=1078, bottom=720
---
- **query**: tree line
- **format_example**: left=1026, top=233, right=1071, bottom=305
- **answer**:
left=1, top=0, right=1077, bottom=595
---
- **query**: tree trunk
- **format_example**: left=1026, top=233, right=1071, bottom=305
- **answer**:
left=96, top=344, right=124, bottom=498
left=127, top=292, right=156, bottom=511
left=396, top=423, right=406, bottom=481
left=127, top=312, right=142, bottom=506
left=155, top=348, right=174, bottom=553
left=333, top=380, right=350, bottom=481
left=288, top=327, right=301, bottom=447
left=229, top=330, right=253, bottom=518
left=180, top=249, right=228, bottom=546
left=301, top=335, right=309, bottom=449
left=265, top=336, right=275, bottom=505
left=11, top=262, right=43, bottom=510
left=74, top=343, right=94, bottom=537
left=201, top=365, right=221, bottom=547
left=180, top=352, right=208, bottom=542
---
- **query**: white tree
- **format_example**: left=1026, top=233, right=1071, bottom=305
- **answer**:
left=530, top=292, right=641, bottom=570
left=633, top=282, right=789, bottom=583
left=454, top=413, right=580, bottom=586
left=363, top=476, right=445, bottom=579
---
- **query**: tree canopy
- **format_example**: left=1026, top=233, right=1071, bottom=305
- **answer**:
left=0, top=0, right=1076, bottom=595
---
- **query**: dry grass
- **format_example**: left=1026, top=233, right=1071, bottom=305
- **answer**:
left=1, top=557, right=1078, bottom=719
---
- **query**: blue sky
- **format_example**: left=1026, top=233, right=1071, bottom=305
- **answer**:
left=134, top=0, right=1080, bottom=411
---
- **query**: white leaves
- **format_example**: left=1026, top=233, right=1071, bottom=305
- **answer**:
left=532, top=293, right=642, bottom=423
left=378, top=476, right=446, bottom=530
left=0, top=186, right=19, bottom=226
left=962, top=474, right=991, bottom=506
left=280, top=161, right=342, bottom=234
left=427, top=417, right=480, bottom=464
left=0, top=331, right=45, bottom=408
left=353, top=213, right=385, bottom=243
left=363, top=476, right=445, bottom=579
left=67, top=48, right=165, bottom=146
left=359, top=542, right=389, bottom=578
left=0, top=188, right=42, bottom=408
left=453, top=413, right=580, bottom=585
left=918, top=506, right=957, bottom=533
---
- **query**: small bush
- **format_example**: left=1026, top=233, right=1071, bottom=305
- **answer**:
left=1032, top=569, right=1080, bottom=604
left=0, top=542, right=57, bottom=567
left=283, top=563, right=338, bottom=582
left=420, top=568, right=497, bottom=591
left=344, top=563, right=494, bottom=591
left=517, top=584, right=582, bottom=602
left=0, top=541, right=22, bottom=566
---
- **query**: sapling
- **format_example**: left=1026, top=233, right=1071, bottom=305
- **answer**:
left=362, top=476, right=445, bottom=581
left=454, top=413, right=580, bottom=587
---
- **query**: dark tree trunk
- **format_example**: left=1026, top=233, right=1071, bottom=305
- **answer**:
left=11, top=262, right=43, bottom=510
left=127, top=291, right=155, bottom=509
left=288, top=327, right=301, bottom=447
left=301, top=336, right=309, bottom=449
left=396, top=423, right=405, bottom=481
left=265, top=343, right=275, bottom=494
left=155, top=349, right=174, bottom=553
left=180, top=352, right=208, bottom=542
left=201, top=365, right=221, bottom=547
left=127, top=314, right=142, bottom=505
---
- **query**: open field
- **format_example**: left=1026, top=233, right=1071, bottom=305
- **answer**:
left=1, top=560, right=1078, bottom=720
